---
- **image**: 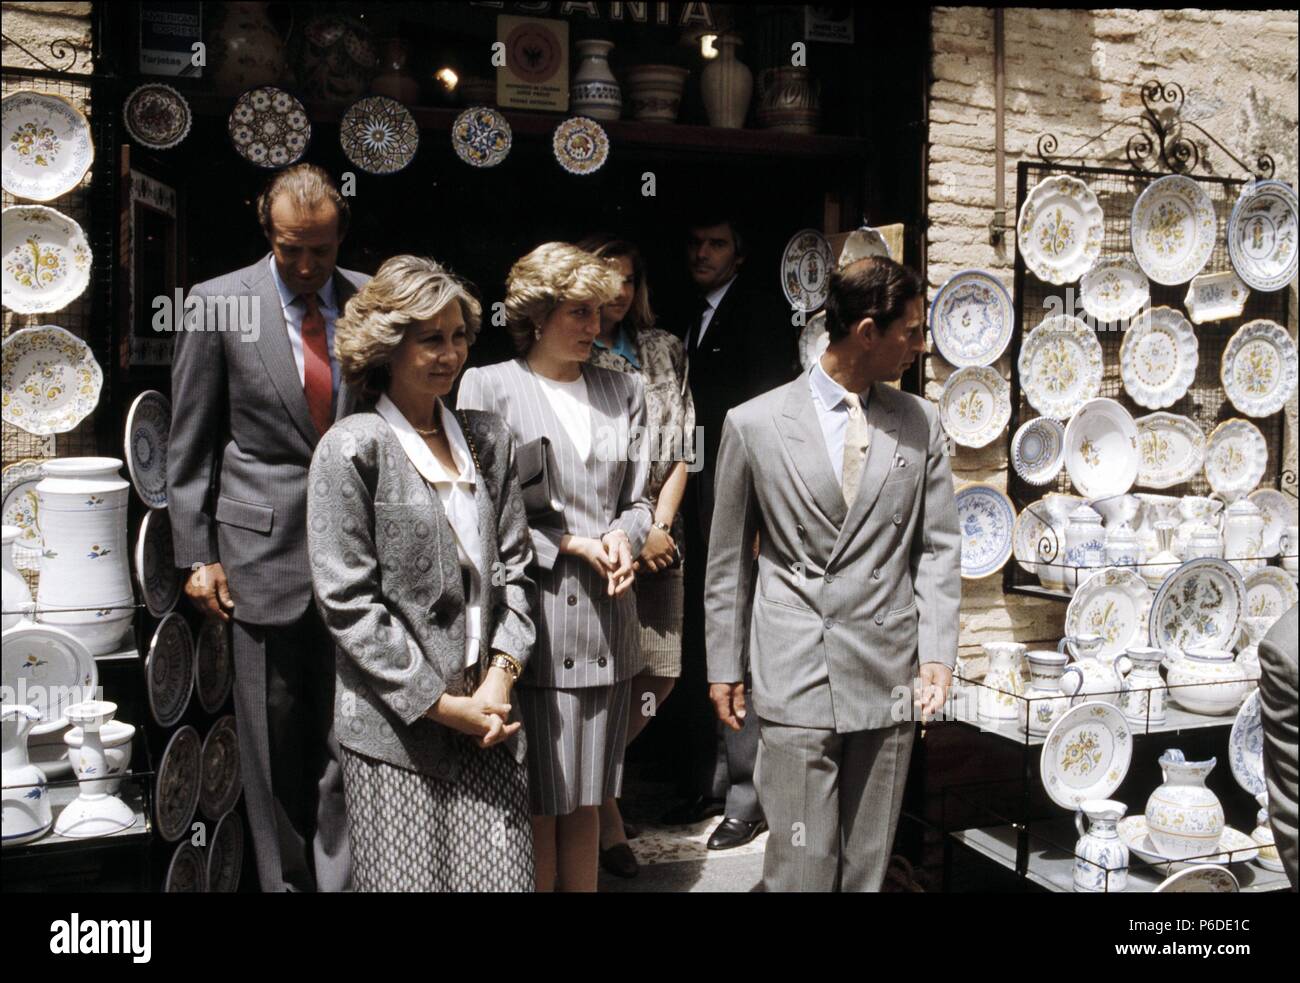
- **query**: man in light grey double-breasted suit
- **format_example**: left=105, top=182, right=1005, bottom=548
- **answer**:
left=705, top=256, right=961, bottom=891
left=167, top=165, right=363, bottom=892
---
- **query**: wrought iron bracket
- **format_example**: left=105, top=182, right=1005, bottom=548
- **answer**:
left=1, top=32, right=89, bottom=75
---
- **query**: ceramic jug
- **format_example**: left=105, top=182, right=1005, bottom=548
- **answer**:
left=1064, top=504, right=1105, bottom=593
left=1281, top=525, right=1299, bottom=579
left=700, top=34, right=753, bottom=128
left=1167, top=647, right=1248, bottom=715
left=1058, top=633, right=1127, bottom=703
left=1140, top=519, right=1181, bottom=591
left=1035, top=493, right=1082, bottom=591
left=1, top=524, right=33, bottom=631
left=1175, top=495, right=1224, bottom=559
left=2, top=704, right=52, bottom=845
left=1022, top=650, right=1071, bottom=735
left=978, top=642, right=1026, bottom=722
left=53, top=701, right=135, bottom=838
left=1073, top=798, right=1129, bottom=892
left=1144, top=749, right=1224, bottom=860
left=1116, top=646, right=1167, bottom=727
left=570, top=39, right=622, bottom=120
left=1223, top=499, right=1265, bottom=574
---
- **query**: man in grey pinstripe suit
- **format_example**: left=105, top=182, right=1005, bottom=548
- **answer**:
left=167, top=165, right=362, bottom=892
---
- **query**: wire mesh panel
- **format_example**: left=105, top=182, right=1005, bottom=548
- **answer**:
left=1005, top=161, right=1293, bottom=598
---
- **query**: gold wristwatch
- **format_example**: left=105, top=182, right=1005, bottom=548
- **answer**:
left=489, top=653, right=521, bottom=681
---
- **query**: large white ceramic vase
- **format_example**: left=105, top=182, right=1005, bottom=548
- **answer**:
left=700, top=34, right=752, bottom=128
left=1144, top=749, right=1224, bottom=860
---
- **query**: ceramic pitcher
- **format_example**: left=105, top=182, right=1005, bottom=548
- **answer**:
left=1058, top=633, right=1127, bottom=703
left=1116, top=646, right=1167, bottom=727
left=1073, top=798, right=1129, bottom=893
left=1022, top=650, right=1071, bottom=735
left=1, top=704, right=52, bottom=845
left=1223, top=499, right=1265, bottom=574
left=1144, top=749, right=1224, bottom=860
left=978, top=642, right=1026, bottom=722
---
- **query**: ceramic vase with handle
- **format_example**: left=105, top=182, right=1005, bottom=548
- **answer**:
left=1073, top=798, right=1129, bottom=892
left=1064, top=504, right=1105, bottom=593
left=1116, top=646, right=1167, bottom=726
left=2, top=525, right=33, bottom=630
left=700, top=34, right=752, bottom=128
left=1144, top=749, right=1224, bottom=860
left=1058, top=633, right=1126, bottom=703
left=1167, top=647, right=1248, bottom=715
left=35, top=458, right=133, bottom=655
left=1022, top=650, right=1071, bottom=735
left=206, top=1, right=290, bottom=95
left=570, top=39, right=622, bottom=120
left=1, top=704, right=51, bottom=845
left=1223, top=499, right=1265, bottom=574
left=978, top=642, right=1026, bottom=722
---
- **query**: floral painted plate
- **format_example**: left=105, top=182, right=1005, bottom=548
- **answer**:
left=146, top=611, right=194, bottom=728
left=1080, top=256, right=1149, bottom=324
left=1018, top=314, right=1104, bottom=420
left=552, top=116, right=608, bottom=176
left=1248, top=488, right=1298, bottom=557
left=122, top=83, right=191, bottom=151
left=228, top=86, right=311, bottom=168
left=1, top=324, right=102, bottom=435
left=195, top=616, right=234, bottom=715
left=1228, top=179, right=1299, bottom=293
left=1134, top=412, right=1205, bottom=489
left=155, top=725, right=201, bottom=843
left=1120, top=817, right=1259, bottom=868
left=0, top=458, right=43, bottom=559
left=1017, top=174, right=1104, bottom=284
left=1229, top=691, right=1265, bottom=797
left=200, top=715, right=242, bottom=820
left=955, top=483, right=1015, bottom=579
left=1, top=91, right=93, bottom=201
left=939, top=366, right=1010, bottom=448
left=1065, top=567, right=1152, bottom=663
left=1131, top=175, right=1216, bottom=285
left=1064, top=398, right=1139, bottom=499
left=798, top=310, right=829, bottom=371
left=1120, top=306, right=1198, bottom=410
left=451, top=106, right=512, bottom=168
left=1204, top=419, right=1267, bottom=501
left=1243, top=567, right=1298, bottom=623
left=781, top=229, right=835, bottom=313
left=339, top=95, right=418, bottom=175
left=134, top=508, right=180, bottom=619
left=1041, top=701, right=1132, bottom=810
left=207, top=811, right=245, bottom=892
left=1184, top=271, right=1249, bottom=324
left=1, top=205, right=92, bottom=314
left=124, top=390, right=170, bottom=509
left=1221, top=319, right=1298, bottom=418
left=1150, top=557, right=1246, bottom=658
left=928, top=270, right=1014, bottom=367
left=1153, top=865, right=1239, bottom=892
left=1012, top=417, right=1066, bottom=486
left=0, top=620, right=97, bottom=735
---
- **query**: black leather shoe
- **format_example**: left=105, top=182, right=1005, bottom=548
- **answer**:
left=599, top=842, right=639, bottom=878
left=623, top=820, right=641, bottom=840
left=660, top=796, right=726, bottom=825
left=707, top=817, right=767, bottom=851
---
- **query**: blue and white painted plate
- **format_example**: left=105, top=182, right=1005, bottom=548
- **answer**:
left=1012, top=416, right=1065, bottom=486
left=1150, top=557, right=1246, bottom=658
left=929, top=270, right=1013, bottom=367
left=124, top=390, right=170, bottom=509
left=955, top=482, right=1015, bottom=579
left=1228, top=180, right=1298, bottom=293
left=134, top=508, right=180, bottom=619
left=1229, top=691, right=1265, bottom=797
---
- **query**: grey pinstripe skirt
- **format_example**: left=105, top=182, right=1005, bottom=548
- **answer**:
left=636, top=567, right=683, bottom=678
left=515, top=679, right=633, bottom=816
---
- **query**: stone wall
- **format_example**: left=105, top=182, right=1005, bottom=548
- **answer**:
left=927, top=7, right=1300, bottom=661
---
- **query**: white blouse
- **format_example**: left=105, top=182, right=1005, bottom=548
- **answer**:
left=534, top=371, right=592, bottom=460
left=375, top=395, right=482, bottom=669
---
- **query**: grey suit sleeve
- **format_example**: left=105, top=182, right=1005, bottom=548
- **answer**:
left=911, top=401, right=962, bottom=669
left=610, top=374, right=653, bottom=556
left=489, top=429, right=540, bottom=670
left=307, top=431, right=446, bottom=725
left=167, top=283, right=225, bottom=567
left=704, top=411, right=759, bottom=684
left=1257, top=608, right=1299, bottom=890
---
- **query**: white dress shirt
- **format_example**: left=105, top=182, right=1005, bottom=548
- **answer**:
left=694, top=274, right=737, bottom=349
left=535, top=371, right=592, bottom=460
left=808, top=356, right=871, bottom=487
left=268, top=255, right=341, bottom=400
left=375, top=395, right=483, bottom=669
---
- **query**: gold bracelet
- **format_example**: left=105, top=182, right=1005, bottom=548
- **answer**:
left=489, top=653, right=522, bottom=681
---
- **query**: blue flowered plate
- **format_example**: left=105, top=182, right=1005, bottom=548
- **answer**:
left=1229, top=691, right=1265, bottom=797
left=929, top=270, right=1013, bottom=368
left=955, top=482, right=1015, bottom=579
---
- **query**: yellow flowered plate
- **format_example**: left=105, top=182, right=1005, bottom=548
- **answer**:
left=1, top=324, right=102, bottom=434
left=1041, top=700, right=1132, bottom=810
left=1, top=205, right=92, bottom=314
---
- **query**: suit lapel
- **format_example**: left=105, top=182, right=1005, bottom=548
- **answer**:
left=831, top=382, right=901, bottom=563
left=244, top=256, right=319, bottom=446
left=775, top=371, right=847, bottom=528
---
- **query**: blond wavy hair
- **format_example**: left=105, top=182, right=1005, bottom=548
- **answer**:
left=576, top=235, right=656, bottom=336
left=504, top=242, right=622, bottom=353
left=335, top=255, right=482, bottom=402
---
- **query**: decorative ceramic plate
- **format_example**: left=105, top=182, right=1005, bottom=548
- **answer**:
left=1184, top=271, right=1249, bottom=325
left=1080, top=256, right=1149, bottom=324
left=122, top=83, right=191, bottom=151
left=1228, top=179, right=1299, bottom=292
left=1120, top=306, right=1198, bottom=410
left=228, top=86, right=311, bottom=168
left=797, top=310, right=829, bottom=371
left=1135, top=412, right=1205, bottom=489
left=155, top=725, right=201, bottom=844
left=551, top=116, right=608, bottom=176
left=207, top=811, right=245, bottom=893
left=1016, top=174, right=1104, bottom=284
left=1150, top=557, right=1246, bottom=657
left=339, top=96, right=418, bottom=175
left=1018, top=314, right=1104, bottom=420
left=939, top=366, right=1010, bottom=448
left=1249, top=488, right=1298, bottom=557
left=1065, top=567, right=1153, bottom=663
left=838, top=226, right=890, bottom=266
left=1221, top=319, right=1298, bottom=418
left=124, top=390, right=170, bottom=509
left=1120, top=817, right=1259, bottom=868
left=1, top=324, right=102, bottom=435
left=1131, top=175, right=1216, bottom=285
left=0, top=620, right=97, bottom=735
left=955, top=483, right=1015, bottom=579
left=146, top=611, right=194, bottom=728
left=1012, top=417, right=1066, bottom=486
left=1, top=91, right=93, bottom=201
left=1243, top=566, right=1299, bottom=622
left=195, top=616, right=234, bottom=714
left=451, top=106, right=511, bottom=168
left=1040, top=701, right=1132, bottom=810
left=0, top=458, right=43, bottom=558
left=199, top=715, right=242, bottom=820
left=1064, top=398, right=1139, bottom=499
left=1204, top=419, right=1268, bottom=501
left=1, top=205, right=91, bottom=314
left=1229, top=691, right=1266, bottom=797
left=929, top=270, right=1014, bottom=367
left=163, top=841, right=207, bottom=892
left=134, top=508, right=180, bottom=618
left=781, top=229, right=835, bottom=313
left=1153, top=865, right=1239, bottom=892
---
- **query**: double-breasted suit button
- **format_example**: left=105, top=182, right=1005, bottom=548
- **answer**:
left=893, top=513, right=903, bottom=525
left=872, top=569, right=882, bottom=580
left=567, top=594, right=578, bottom=606
left=823, top=617, right=834, bottom=630
left=563, top=657, right=575, bottom=669
left=874, top=613, right=885, bottom=625
left=598, top=656, right=608, bottom=668
left=825, top=574, right=836, bottom=584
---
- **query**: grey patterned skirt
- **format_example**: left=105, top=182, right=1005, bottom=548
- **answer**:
left=516, top=679, right=633, bottom=816
left=339, top=742, right=534, bottom=892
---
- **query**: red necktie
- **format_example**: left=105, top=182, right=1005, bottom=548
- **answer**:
left=299, top=293, right=333, bottom=436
